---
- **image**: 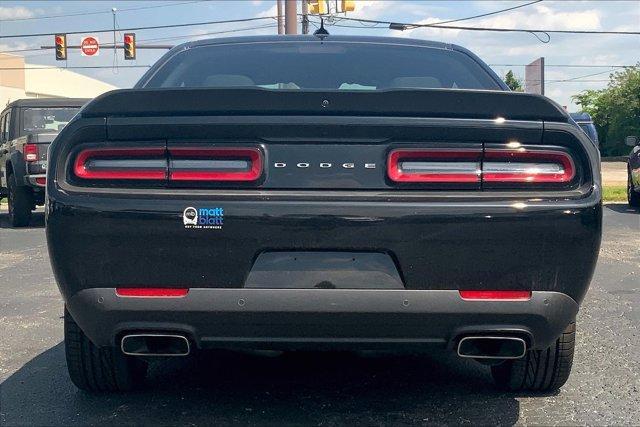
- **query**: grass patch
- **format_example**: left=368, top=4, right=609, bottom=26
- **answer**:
left=603, top=185, right=627, bottom=202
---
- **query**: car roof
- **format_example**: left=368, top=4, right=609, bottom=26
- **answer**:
left=4, top=97, right=90, bottom=110
left=185, top=34, right=455, bottom=51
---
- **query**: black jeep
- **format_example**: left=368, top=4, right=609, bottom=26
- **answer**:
left=0, top=98, right=87, bottom=226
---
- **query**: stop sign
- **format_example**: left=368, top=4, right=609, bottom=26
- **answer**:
left=80, top=36, right=99, bottom=56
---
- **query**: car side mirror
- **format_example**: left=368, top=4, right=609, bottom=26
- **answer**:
left=626, top=136, right=639, bottom=147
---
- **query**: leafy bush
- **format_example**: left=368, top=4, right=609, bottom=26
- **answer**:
left=573, top=65, right=640, bottom=156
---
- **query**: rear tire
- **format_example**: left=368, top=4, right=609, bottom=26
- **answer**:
left=628, top=170, right=640, bottom=208
left=7, top=173, right=32, bottom=227
left=64, top=308, right=147, bottom=392
left=491, top=322, right=575, bottom=392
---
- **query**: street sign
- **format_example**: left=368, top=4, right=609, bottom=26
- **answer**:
left=80, top=36, right=100, bottom=57
left=525, top=57, right=545, bottom=95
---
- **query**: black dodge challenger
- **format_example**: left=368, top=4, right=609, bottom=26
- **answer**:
left=46, top=36, right=602, bottom=393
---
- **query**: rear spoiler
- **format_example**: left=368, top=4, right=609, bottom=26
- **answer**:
left=81, top=87, right=569, bottom=122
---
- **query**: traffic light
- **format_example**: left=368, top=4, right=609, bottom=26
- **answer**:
left=55, top=34, right=67, bottom=60
left=308, top=0, right=327, bottom=14
left=124, top=33, right=136, bottom=60
left=341, top=0, right=356, bottom=12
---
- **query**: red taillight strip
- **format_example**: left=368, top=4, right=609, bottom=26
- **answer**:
left=116, top=288, right=189, bottom=298
left=35, top=177, right=46, bottom=186
left=483, top=149, right=575, bottom=183
left=387, top=149, right=482, bottom=183
left=459, top=290, right=532, bottom=300
left=168, top=147, right=263, bottom=182
left=74, top=147, right=167, bottom=180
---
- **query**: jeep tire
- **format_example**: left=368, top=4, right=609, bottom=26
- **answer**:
left=7, top=172, right=32, bottom=227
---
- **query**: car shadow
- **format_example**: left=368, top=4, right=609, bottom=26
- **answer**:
left=605, top=203, right=639, bottom=215
left=1, top=343, right=523, bottom=425
left=0, top=211, right=45, bottom=229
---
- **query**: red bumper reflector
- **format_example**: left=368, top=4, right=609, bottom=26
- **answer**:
left=115, top=288, right=189, bottom=298
left=459, top=290, right=532, bottom=300
left=35, top=177, right=46, bottom=185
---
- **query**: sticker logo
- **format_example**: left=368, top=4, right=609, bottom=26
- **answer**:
left=183, top=207, right=224, bottom=229
left=183, top=207, right=198, bottom=226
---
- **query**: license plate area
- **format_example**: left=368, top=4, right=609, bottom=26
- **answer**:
left=245, top=251, right=404, bottom=289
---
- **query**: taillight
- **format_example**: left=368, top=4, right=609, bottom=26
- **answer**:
left=24, top=144, right=38, bottom=162
left=73, top=147, right=167, bottom=180
left=35, top=177, right=46, bottom=186
left=168, top=147, right=263, bottom=182
left=386, top=146, right=577, bottom=188
left=72, top=145, right=263, bottom=184
left=387, top=149, right=482, bottom=184
left=483, top=149, right=575, bottom=184
left=459, top=290, right=532, bottom=300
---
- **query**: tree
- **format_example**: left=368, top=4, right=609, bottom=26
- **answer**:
left=504, top=70, right=524, bottom=92
left=573, top=64, right=640, bottom=156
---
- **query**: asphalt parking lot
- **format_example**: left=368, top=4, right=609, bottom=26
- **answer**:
left=0, top=204, right=638, bottom=426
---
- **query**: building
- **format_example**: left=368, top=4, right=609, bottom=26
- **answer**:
left=0, top=53, right=117, bottom=107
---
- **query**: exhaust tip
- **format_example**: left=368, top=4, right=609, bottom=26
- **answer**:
left=457, top=336, right=526, bottom=359
left=121, top=334, right=190, bottom=356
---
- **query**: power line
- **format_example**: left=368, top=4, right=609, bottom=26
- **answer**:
left=0, top=24, right=278, bottom=55
left=141, top=24, right=277, bottom=43
left=426, top=0, right=542, bottom=26
left=0, top=16, right=278, bottom=39
left=547, top=80, right=609, bottom=83
left=0, top=47, right=40, bottom=54
left=552, top=69, right=616, bottom=82
left=305, top=1, right=542, bottom=29
left=324, top=16, right=640, bottom=38
left=490, top=64, right=635, bottom=68
left=0, top=1, right=206, bottom=22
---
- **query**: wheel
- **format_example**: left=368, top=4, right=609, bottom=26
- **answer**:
left=628, top=170, right=640, bottom=208
left=64, top=307, right=147, bottom=392
left=491, top=322, right=575, bottom=392
left=7, top=173, right=33, bottom=227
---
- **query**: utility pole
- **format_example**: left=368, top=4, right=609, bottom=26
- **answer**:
left=112, top=8, right=117, bottom=68
left=276, top=0, right=284, bottom=35
left=285, top=0, right=297, bottom=34
left=301, top=0, right=309, bottom=35
left=111, top=8, right=117, bottom=55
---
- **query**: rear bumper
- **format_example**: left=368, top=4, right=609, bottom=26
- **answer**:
left=24, top=174, right=46, bottom=188
left=47, top=196, right=602, bottom=303
left=66, top=288, right=578, bottom=351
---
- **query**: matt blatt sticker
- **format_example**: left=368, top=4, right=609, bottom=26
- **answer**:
left=183, top=207, right=224, bottom=230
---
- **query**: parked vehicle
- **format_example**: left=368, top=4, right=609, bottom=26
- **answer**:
left=570, top=112, right=599, bottom=146
left=46, top=36, right=602, bottom=393
left=627, top=136, right=640, bottom=208
left=0, top=98, right=88, bottom=226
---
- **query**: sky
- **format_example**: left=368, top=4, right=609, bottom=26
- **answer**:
left=0, top=0, right=639, bottom=110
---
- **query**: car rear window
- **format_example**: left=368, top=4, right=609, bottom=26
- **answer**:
left=142, top=41, right=503, bottom=91
left=21, top=107, right=80, bottom=136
